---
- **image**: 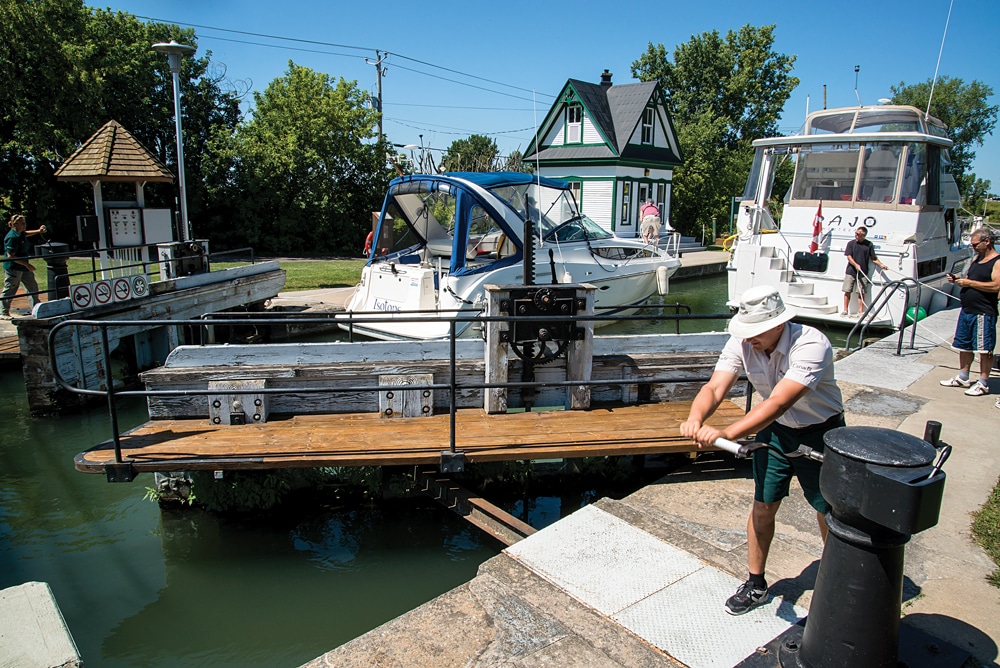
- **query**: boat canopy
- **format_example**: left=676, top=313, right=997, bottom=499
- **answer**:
left=368, top=172, right=608, bottom=278
left=802, top=105, right=949, bottom=138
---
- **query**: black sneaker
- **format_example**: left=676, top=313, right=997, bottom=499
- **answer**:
left=725, top=580, right=769, bottom=615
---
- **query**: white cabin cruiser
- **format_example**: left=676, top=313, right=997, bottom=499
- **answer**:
left=344, top=172, right=681, bottom=341
left=728, top=105, right=972, bottom=328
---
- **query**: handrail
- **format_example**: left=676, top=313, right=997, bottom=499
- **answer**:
left=844, top=277, right=921, bottom=353
left=47, top=306, right=738, bottom=468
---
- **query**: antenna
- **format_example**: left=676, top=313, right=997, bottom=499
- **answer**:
left=927, top=0, right=955, bottom=120
left=854, top=65, right=862, bottom=107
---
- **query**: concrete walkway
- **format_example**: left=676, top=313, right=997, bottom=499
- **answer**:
left=305, top=308, right=1000, bottom=668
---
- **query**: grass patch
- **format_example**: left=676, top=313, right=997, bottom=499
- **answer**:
left=971, top=476, right=1000, bottom=587
left=34, top=257, right=365, bottom=293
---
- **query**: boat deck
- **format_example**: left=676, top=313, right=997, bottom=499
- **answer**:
left=75, top=401, right=746, bottom=475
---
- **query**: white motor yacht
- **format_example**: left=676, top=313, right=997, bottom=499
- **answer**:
left=344, top=172, right=680, bottom=341
left=728, top=105, right=973, bottom=328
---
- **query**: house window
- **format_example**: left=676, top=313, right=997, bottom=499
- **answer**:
left=621, top=182, right=631, bottom=224
left=567, top=105, right=582, bottom=144
left=569, top=181, right=582, bottom=208
left=641, top=108, right=654, bottom=145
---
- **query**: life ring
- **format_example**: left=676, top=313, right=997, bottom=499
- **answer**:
left=363, top=230, right=374, bottom=255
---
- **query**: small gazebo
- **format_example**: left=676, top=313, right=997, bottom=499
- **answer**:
left=55, top=120, right=176, bottom=273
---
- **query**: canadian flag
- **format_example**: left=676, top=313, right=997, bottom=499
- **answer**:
left=809, top=201, right=824, bottom=253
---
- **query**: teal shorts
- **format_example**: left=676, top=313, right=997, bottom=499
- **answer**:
left=752, top=414, right=845, bottom=514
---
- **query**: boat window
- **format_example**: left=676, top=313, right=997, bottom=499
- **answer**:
left=467, top=205, right=505, bottom=258
left=899, top=143, right=927, bottom=205
left=857, top=144, right=900, bottom=202
left=545, top=214, right=613, bottom=242
left=790, top=144, right=862, bottom=202
left=852, top=110, right=920, bottom=133
left=741, top=149, right=766, bottom=201
left=927, top=145, right=941, bottom=206
left=374, top=203, right=423, bottom=258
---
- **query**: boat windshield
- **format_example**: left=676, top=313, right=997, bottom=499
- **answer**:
left=488, top=181, right=602, bottom=239
left=544, top=214, right=613, bottom=242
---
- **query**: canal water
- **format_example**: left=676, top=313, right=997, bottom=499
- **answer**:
left=0, top=273, right=853, bottom=666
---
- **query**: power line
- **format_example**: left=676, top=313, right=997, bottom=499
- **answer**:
left=134, top=15, right=554, bottom=101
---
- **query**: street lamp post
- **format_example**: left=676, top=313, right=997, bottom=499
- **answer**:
left=152, top=40, right=197, bottom=242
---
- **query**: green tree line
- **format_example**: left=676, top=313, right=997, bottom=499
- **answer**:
left=2, top=3, right=995, bottom=255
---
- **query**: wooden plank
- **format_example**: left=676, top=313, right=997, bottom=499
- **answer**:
left=0, top=336, right=19, bottom=359
left=74, top=401, right=746, bottom=473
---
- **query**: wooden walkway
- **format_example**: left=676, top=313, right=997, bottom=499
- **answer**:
left=0, top=335, right=19, bottom=362
left=75, top=401, right=746, bottom=475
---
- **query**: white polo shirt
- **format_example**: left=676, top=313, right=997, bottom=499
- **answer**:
left=715, top=322, right=843, bottom=429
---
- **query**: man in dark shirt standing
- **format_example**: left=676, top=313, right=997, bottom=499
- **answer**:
left=940, top=228, right=1000, bottom=397
left=842, top=226, right=887, bottom=317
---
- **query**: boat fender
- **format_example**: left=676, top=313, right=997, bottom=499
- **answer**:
left=656, top=265, right=670, bottom=295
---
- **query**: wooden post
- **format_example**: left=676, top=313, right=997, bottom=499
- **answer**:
left=484, top=284, right=508, bottom=414
left=566, top=284, right=595, bottom=409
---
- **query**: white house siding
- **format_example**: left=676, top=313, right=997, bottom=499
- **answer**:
left=546, top=117, right=564, bottom=147
left=582, top=117, right=602, bottom=144
left=582, top=180, right=614, bottom=231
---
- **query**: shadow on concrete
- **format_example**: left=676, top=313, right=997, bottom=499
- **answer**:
left=903, top=613, right=998, bottom=667
left=769, top=559, right=820, bottom=609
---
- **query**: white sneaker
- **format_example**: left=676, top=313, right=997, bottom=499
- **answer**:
left=940, top=375, right=972, bottom=388
left=839, top=310, right=849, bottom=316
left=964, top=383, right=990, bottom=396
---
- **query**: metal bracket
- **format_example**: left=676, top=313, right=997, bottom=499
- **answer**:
left=105, top=462, right=137, bottom=483
left=440, top=450, right=465, bottom=473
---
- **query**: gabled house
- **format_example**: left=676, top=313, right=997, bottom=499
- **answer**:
left=523, top=70, right=682, bottom=238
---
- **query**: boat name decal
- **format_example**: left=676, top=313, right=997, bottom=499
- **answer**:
left=827, top=215, right=877, bottom=229
left=373, top=298, right=402, bottom=312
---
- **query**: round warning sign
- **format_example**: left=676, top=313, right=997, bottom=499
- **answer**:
left=71, top=283, right=93, bottom=310
left=113, top=277, right=131, bottom=302
left=93, top=280, right=113, bottom=306
left=130, top=274, right=149, bottom=298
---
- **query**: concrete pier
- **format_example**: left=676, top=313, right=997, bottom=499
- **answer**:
left=305, top=308, right=1000, bottom=667
left=0, top=582, right=81, bottom=668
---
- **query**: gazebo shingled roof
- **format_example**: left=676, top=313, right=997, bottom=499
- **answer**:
left=54, top=119, right=174, bottom=183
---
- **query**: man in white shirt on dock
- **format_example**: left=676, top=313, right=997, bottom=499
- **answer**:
left=680, top=285, right=844, bottom=615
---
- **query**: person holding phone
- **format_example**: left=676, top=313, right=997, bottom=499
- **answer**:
left=940, top=228, right=1000, bottom=396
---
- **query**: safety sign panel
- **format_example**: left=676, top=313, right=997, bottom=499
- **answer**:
left=130, top=274, right=149, bottom=298
left=93, top=280, right=113, bottom=306
left=71, top=283, right=93, bottom=310
left=112, top=277, right=132, bottom=302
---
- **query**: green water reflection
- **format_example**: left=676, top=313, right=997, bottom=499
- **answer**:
left=0, top=371, right=497, bottom=667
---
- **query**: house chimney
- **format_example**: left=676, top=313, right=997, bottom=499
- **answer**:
left=600, top=69, right=613, bottom=87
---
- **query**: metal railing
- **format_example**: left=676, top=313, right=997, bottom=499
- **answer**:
left=48, top=306, right=737, bottom=472
left=844, top=277, right=922, bottom=353
left=2, top=245, right=259, bottom=308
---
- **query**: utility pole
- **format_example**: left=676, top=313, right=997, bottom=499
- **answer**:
left=366, top=50, right=388, bottom=141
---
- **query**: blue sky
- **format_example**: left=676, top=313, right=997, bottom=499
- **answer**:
left=90, top=0, right=999, bottom=196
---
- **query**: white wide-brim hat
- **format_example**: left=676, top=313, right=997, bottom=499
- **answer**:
left=728, top=285, right=797, bottom=339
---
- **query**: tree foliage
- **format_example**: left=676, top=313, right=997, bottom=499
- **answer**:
left=890, top=77, right=997, bottom=197
left=631, top=25, right=798, bottom=235
left=0, top=0, right=240, bottom=238
left=210, top=62, right=390, bottom=254
left=441, top=134, right=500, bottom=172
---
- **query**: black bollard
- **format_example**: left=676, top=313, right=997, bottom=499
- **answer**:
left=39, top=242, right=70, bottom=300
left=796, top=426, right=946, bottom=668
